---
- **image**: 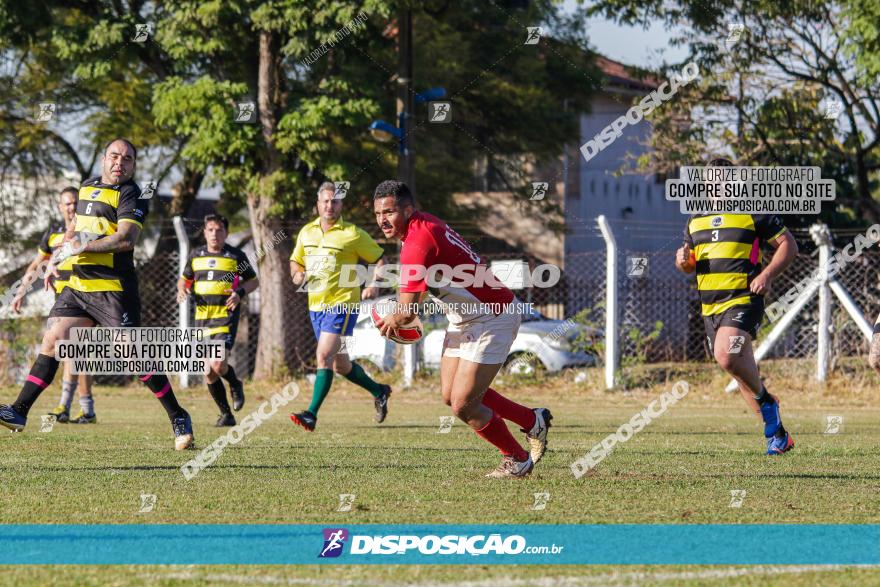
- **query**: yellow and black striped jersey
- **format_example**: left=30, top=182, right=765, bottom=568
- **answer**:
left=182, top=244, right=257, bottom=331
left=684, top=214, right=788, bottom=316
left=37, top=221, right=74, bottom=293
left=68, top=177, right=148, bottom=292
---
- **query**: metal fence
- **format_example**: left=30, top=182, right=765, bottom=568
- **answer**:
left=132, top=219, right=879, bottom=384
left=596, top=221, right=879, bottom=385
left=2, top=218, right=877, bottom=388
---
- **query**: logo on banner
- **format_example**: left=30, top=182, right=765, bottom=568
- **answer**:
left=319, top=528, right=349, bottom=558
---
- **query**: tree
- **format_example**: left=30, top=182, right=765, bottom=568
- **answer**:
left=0, top=0, right=207, bottom=252
left=153, top=1, right=387, bottom=377
left=589, top=0, right=880, bottom=223
left=153, top=0, right=598, bottom=378
left=1, top=1, right=599, bottom=377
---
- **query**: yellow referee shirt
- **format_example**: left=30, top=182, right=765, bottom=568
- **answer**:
left=291, top=217, right=384, bottom=311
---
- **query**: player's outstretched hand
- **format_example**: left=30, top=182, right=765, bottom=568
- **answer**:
left=176, top=288, right=189, bottom=304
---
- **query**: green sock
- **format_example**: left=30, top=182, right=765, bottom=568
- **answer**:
left=307, top=369, right=334, bottom=416
left=343, top=362, right=384, bottom=398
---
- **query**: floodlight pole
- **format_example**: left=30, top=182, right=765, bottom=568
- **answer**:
left=398, top=6, right=417, bottom=387
left=397, top=6, right=415, bottom=197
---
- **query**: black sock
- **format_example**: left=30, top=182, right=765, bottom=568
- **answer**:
left=754, top=385, right=774, bottom=406
left=14, top=354, right=60, bottom=416
left=140, top=373, right=185, bottom=420
left=221, top=365, right=240, bottom=385
left=208, top=380, right=232, bottom=415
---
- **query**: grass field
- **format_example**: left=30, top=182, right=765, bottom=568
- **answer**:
left=1, top=358, right=879, bottom=585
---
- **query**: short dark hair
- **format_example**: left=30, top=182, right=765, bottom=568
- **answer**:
left=708, top=157, right=734, bottom=167
left=203, top=213, right=229, bottom=231
left=104, top=138, right=138, bottom=158
left=317, top=181, right=336, bottom=196
left=373, top=180, right=414, bottom=208
left=60, top=186, right=78, bottom=199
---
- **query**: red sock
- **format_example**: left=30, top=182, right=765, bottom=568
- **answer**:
left=475, top=412, right=529, bottom=461
left=482, top=388, right=536, bottom=431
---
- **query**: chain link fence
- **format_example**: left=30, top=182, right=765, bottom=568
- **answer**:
left=2, top=219, right=878, bottom=386
left=597, top=224, right=879, bottom=371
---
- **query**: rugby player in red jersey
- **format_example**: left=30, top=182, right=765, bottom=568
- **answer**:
left=372, top=180, right=551, bottom=478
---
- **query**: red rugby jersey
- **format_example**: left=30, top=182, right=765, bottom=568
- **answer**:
left=399, top=211, right=513, bottom=324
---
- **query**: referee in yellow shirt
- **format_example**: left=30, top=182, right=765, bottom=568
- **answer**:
left=289, top=182, right=390, bottom=432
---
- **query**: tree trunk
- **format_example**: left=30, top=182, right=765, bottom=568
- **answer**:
left=249, top=200, right=298, bottom=379
left=250, top=29, right=304, bottom=379
left=855, top=152, right=880, bottom=224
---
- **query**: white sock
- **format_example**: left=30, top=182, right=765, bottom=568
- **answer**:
left=79, top=394, right=94, bottom=416
left=60, top=379, right=77, bottom=410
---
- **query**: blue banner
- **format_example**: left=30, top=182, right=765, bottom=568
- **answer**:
left=0, top=524, right=877, bottom=565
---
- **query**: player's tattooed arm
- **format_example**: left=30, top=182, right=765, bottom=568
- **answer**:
left=10, top=253, right=48, bottom=312
left=82, top=222, right=141, bottom=254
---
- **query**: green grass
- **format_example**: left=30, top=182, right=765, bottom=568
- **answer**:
left=1, top=358, right=879, bottom=585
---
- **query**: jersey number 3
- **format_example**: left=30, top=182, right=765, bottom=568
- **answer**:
left=711, top=229, right=719, bottom=242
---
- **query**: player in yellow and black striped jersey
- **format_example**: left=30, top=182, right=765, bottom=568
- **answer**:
left=675, top=157, right=799, bottom=456
left=0, top=139, right=195, bottom=451
left=178, top=214, right=259, bottom=427
left=37, top=220, right=74, bottom=293
left=10, top=187, right=95, bottom=424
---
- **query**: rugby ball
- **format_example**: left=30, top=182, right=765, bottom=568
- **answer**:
left=370, top=301, right=423, bottom=344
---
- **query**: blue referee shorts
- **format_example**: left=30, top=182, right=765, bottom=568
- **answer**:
left=309, top=308, right=358, bottom=340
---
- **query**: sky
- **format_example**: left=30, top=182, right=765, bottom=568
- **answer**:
left=562, top=0, right=690, bottom=68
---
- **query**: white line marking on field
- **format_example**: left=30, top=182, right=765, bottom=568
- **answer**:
left=141, top=564, right=880, bottom=586
left=423, top=565, right=880, bottom=586
left=138, top=572, right=364, bottom=585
